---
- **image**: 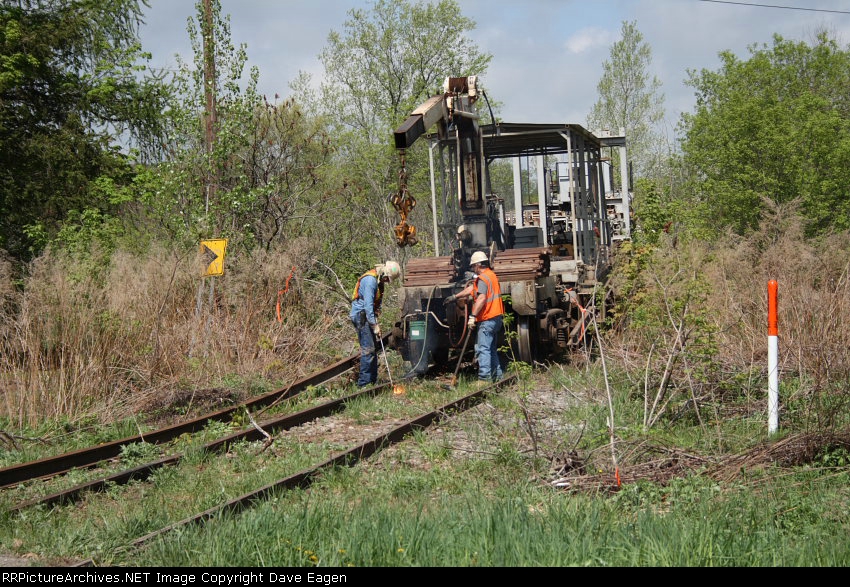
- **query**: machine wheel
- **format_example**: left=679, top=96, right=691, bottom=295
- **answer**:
left=515, top=315, right=536, bottom=364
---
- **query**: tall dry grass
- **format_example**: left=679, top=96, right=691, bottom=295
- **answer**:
left=4, top=199, right=847, bottom=434
left=607, top=199, right=850, bottom=431
left=703, top=201, right=850, bottom=429
left=0, top=239, right=358, bottom=428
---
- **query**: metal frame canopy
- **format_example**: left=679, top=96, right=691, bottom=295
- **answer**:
left=480, top=122, right=603, bottom=159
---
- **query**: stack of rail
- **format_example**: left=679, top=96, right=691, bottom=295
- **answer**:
left=402, top=248, right=550, bottom=286
left=403, top=256, right=457, bottom=286
left=492, top=247, right=550, bottom=281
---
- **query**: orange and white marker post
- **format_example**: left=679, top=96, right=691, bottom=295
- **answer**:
left=768, top=280, right=779, bottom=435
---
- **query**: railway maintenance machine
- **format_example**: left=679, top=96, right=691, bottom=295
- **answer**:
left=388, top=75, right=631, bottom=376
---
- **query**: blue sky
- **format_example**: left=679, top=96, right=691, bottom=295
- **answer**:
left=138, top=0, right=850, bottom=136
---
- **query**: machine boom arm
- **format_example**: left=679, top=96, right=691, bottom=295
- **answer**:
left=394, top=95, right=449, bottom=149
left=390, top=76, right=485, bottom=248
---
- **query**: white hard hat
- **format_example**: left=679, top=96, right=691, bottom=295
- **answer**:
left=470, top=251, right=488, bottom=265
left=381, top=260, right=401, bottom=280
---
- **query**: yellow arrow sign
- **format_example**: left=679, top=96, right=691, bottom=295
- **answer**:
left=200, top=239, right=227, bottom=276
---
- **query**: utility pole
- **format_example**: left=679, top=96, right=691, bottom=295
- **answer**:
left=191, top=0, right=219, bottom=359
left=202, top=0, right=218, bottom=218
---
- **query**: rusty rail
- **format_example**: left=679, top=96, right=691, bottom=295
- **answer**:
left=9, top=385, right=388, bottom=513
left=0, top=352, right=360, bottom=489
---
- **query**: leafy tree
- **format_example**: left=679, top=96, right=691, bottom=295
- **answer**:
left=587, top=20, right=666, bottom=181
left=679, top=32, right=850, bottom=237
left=0, top=0, right=169, bottom=261
left=313, top=0, right=492, bottom=265
left=141, top=0, right=338, bottom=258
left=319, top=0, right=490, bottom=142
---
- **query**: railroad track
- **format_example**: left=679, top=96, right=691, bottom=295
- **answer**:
left=0, top=351, right=361, bottom=489
left=65, top=374, right=515, bottom=566
left=2, top=350, right=515, bottom=566
left=8, top=382, right=388, bottom=513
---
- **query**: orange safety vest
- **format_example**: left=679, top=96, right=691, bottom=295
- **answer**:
left=473, top=267, right=503, bottom=321
left=352, top=269, right=384, bottom=310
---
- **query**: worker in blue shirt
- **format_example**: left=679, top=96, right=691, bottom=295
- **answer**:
left=350, top=260, right=401, bottom=387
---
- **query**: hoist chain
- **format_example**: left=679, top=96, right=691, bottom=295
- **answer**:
left=388, top=149, right=418, bottom=247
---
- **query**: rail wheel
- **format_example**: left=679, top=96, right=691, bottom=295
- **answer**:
left=515, top=315, right=536, bottom=364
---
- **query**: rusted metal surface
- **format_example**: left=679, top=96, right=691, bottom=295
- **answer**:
left=0, top=352, right=361, bottom=489
left=390, top=150, right=419, bottom=247
left=128, top=375, right=516, bottom=551
left=69, top=374, right=517, bottom=568
left=492, top=247, right=550, bottom=281
left=403, top=255, right=457, bottom=286
left=402, top=249, right=550, bottom=287
left=9, top=384, right=387, bottom=513
left=12, top=350, right=516, bottom=566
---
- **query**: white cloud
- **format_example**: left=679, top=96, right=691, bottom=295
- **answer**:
left=139, top=0, right=850, bottom=136
left=564, top=27, right=617, bottom=55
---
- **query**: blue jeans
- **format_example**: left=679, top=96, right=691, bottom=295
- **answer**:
left=352, top=312, right=378, bottom=386
left=475, top=315, right=504, bottom=381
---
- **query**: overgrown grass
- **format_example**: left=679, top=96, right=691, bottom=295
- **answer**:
left=124, top=453, right=850, bottom=566
left=1, top=207, right=850, bottom=566
left=0, top=364, right=848, bottom=566
left=0, top=242, right=357, bottom=428
left=607, top=204, right=850, bottom=438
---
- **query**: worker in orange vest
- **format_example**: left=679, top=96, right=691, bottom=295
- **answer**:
left=350, top=260, right=401, bottom=387
left=444, top=251, right=504, bottom=382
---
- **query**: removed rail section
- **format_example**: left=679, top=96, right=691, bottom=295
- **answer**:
left=10, top=383, right=388, bottom=512
left=0, top=352, right=360, bottom=489
left=71, top=375, right=516, bottom=566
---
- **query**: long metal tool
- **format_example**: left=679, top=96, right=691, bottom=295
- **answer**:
left=378, top=335, right=394, bottom=387
left=450, top=326, right=474, bottom=387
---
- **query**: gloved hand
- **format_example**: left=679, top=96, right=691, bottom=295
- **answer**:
left=467, top=316, right=476, bottom=329
left=372, top=323, right=382, bottom=338
left=443, top=294, right=456, bottom=306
